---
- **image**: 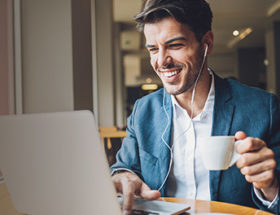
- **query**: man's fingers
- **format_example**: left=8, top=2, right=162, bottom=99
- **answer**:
left=112, top=172, right=144, bottom=212
left=234, top=131, right=266, bottom=154
left=233, top=133, right=278, bottom=201
left=141, top=190, right=161, bottom=200
left=244, top=170, right=275, bottom=189
left=236, top=137, right=266, bottom=154
left=112, top=177, right=122, bottom=194
left=122, top=178, right=136, bottom=211
left=235, top=131, right=247, bottom=140
left=236, top=147, right=275, bottom=168
left=112, top=172, right=160, bottom=212
left=240, top=158, right=277, bottom=176
left=140, top=183, right=161, bottom=200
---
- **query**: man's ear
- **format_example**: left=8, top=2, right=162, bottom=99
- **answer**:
left=202, top=31, right=214, bottom=55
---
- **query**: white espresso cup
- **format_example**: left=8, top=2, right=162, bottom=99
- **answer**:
left=197, top=136, right=241, bottom=170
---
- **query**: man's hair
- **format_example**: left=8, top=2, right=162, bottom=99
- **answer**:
left=135, top=0, right=213, bottom=42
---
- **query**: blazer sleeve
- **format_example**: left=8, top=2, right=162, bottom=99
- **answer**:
left=110, top=100, right=143, bottom=179
left=251, top=94, right=280, bottom=213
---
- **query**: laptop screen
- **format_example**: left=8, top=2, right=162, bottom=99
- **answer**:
left=0, top=111, right=122, bottom=215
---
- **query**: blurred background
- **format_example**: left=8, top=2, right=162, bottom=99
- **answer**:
left=1, top=0, right=280, bottom=129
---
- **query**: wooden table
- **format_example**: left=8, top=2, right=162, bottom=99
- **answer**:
left=162, top=197, right=274, bottom=215
left=0, top=181, right=274, bottom=215
left=0, top=182, right=22, bottom=215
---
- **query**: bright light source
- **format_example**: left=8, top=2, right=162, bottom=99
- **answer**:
left=228, top=28, right=253, bottom=48
left=146, top=78, right=152, bottom=83
left=264, top=59, right=269, bottom=66
left=141, top=84, right=158, bottom=91
left=233, top=30, right=239, bottom=36
left=239, top=28, right=253, bottom=39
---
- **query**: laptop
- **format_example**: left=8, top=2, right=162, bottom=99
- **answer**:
left=0, top=111, right=190, bottom=215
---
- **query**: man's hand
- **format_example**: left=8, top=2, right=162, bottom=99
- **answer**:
left=235, top=131, right=278, bottom=201
left=112, top=171, right=161, bottom=215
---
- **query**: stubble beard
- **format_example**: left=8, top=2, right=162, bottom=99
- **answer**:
left=162, top=48, right=205, bottom=96
left=162, top=62, right=202, bottom=96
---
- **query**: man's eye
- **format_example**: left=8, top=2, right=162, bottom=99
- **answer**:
left=148, top=48, right=158, bottom=52
left=169, top=43, right=183, bottom=48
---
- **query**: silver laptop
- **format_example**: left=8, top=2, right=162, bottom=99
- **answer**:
left=0, top=111, right=190, bottom=215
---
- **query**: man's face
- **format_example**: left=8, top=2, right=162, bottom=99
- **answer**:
left=144, top=17, right=205, bottom=96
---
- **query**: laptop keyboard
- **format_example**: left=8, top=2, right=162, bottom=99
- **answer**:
left=131, top=209, right=159, bottom=215
left=118, top=196, right=190, bottom=215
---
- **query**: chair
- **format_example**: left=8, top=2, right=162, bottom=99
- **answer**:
left=99, top=126, right=118, bottom=133
left=99, top=129, right=126, bottom=166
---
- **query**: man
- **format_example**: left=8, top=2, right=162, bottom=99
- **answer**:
left=111, top=0, right=280, bottom=214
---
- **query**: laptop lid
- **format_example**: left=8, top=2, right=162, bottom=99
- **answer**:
left=0, top=111, right=122, bottom=215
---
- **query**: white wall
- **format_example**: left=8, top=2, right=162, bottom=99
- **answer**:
left=19, top=0, right=115, bottom=126
left=21, top=0, right=74, bottom=113
left=0, top=0, right=14, bottom=115
left=124, top=54, right=141, bottom=86
left=113, top=24, right=126, bottom=128
left=94, top=0, right=115, bottom=126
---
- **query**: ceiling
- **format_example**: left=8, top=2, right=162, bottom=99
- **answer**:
left=113, top=0, right=280, bottom=54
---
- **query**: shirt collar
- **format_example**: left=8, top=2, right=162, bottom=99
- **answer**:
left=171, top=68, right=215, bottom=121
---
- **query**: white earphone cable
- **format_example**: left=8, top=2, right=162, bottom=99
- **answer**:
left=157, top=44, right=209, bottom=192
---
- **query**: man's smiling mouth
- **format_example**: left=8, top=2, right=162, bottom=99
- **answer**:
left=157, top=63, right=184, bottom=79
left=163, top=70, right=181, bottom=77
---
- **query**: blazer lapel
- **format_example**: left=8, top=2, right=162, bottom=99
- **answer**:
left=209, top=74, right=235, bottom=201
left=158, top=90, right=173, bottom=195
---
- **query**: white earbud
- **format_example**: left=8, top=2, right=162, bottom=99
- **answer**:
left=204, top=44, right=208, bottom=58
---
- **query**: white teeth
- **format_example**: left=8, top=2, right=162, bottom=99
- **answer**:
left=163, top=71, right=179, bottom=77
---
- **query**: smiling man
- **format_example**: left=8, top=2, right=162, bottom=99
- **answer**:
left=111, top=0, right=280, bottom=214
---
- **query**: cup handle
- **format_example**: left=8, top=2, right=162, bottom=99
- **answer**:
left=229, top=140, right=241, bottom=167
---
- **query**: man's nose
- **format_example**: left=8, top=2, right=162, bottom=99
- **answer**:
left=157, top=50, right=172, bottom=68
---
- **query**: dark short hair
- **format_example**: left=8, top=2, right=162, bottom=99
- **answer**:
left=135, top=0, right=213, bottom=42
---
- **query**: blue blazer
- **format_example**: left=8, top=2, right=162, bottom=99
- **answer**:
left=111, top=74, right=280, bottom=213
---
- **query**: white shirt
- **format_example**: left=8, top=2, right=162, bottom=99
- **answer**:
left=166, top=71, right=215, bottom=200
left=166, top=71, right=278, bottom=209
